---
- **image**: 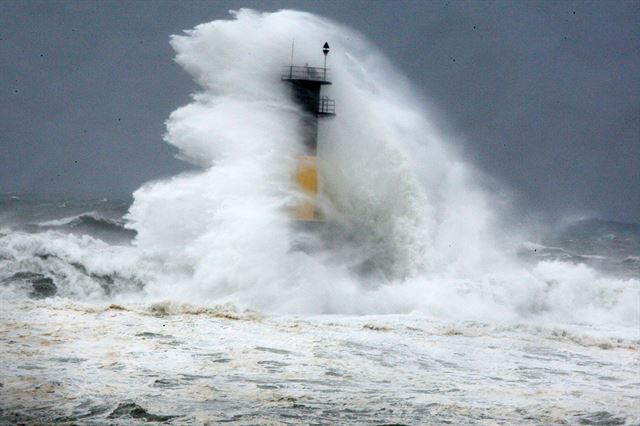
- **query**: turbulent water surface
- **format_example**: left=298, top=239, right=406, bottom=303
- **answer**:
left=1, top=9, right=639, bottom=425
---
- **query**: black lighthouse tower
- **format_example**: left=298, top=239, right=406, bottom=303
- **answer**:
left=282, top=42, right=335, bottom=221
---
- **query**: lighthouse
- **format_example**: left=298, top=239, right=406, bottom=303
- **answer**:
left=282, top=42, right=335, bottom=222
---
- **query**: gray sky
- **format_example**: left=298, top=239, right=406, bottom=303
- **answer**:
left=1, top=0, right=638, bottom=223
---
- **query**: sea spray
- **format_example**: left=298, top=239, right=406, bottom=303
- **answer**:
left=1, top=9, right=637, bottom=325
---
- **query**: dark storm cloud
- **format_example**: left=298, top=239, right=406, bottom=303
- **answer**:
left=0, top=0, right=638, bottom=222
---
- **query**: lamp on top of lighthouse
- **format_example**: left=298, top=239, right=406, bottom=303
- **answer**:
left=323, top=42, right=330, bottom=80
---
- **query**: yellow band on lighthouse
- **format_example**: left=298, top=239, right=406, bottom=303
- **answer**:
left=294, top=155, right=318, bottom=221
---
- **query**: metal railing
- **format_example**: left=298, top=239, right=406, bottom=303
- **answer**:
left=318, top=96, right=335, bottom=115
left=282, top=65, right=330, bottom=82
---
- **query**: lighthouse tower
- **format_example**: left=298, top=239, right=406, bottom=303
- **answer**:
left=282, top=42, right=335, bottom=222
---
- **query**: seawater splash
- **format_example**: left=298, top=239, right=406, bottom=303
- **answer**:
left=123, top=9, right=498, bottom=312
left=122, top=9, right=638, bottom=323
left=1, top=10, right=637, bottom=326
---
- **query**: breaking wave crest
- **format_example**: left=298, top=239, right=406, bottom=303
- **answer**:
left=36, top=212, right=135, bottom=239
left=0, top=231, right=142, bottom=300
left=1, top=10, right=638, bottom=328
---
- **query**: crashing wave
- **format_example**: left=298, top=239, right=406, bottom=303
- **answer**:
left=0, top=10, right=637, bottom=328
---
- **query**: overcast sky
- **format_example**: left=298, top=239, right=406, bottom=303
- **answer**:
left=1, top=0, right=638, bottom=222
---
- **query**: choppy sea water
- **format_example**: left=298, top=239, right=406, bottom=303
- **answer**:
left=1, top=9, right=639, bottom=424
left=1, top=300, right=638, bottom=425
left=0, top=195, right=638, bottom=424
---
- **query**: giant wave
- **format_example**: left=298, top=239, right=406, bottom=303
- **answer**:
left=0, top=9, right=637, bottom=327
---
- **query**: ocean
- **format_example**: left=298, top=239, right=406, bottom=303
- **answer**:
left=1, top=9, right=638, bottom=425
